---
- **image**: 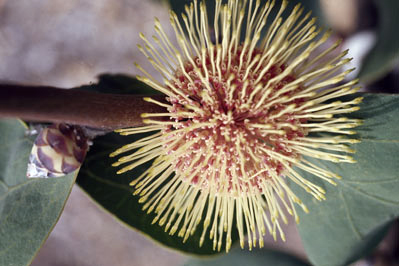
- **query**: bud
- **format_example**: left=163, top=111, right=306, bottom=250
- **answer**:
left=27, top=124, right=89, bottom=178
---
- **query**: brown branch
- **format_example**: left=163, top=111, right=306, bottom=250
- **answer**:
left=0, top=84, right=166, bottom=130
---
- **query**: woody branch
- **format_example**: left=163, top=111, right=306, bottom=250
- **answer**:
left=0, top=84, right=165, bottom=130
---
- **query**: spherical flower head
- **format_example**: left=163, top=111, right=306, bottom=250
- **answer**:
left=111, top=0, right=362, bottom=252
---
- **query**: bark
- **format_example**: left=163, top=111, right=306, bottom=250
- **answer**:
left=0, top=84, right=165, bottom=130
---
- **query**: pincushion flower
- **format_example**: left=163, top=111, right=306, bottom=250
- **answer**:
left=111, top=0, right=361, bottom=252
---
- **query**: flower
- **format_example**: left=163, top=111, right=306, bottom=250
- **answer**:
left=111, top=0, right=361, bottom=252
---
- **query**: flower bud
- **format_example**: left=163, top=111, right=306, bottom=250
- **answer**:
left=27, top=124, right=88, bottom=178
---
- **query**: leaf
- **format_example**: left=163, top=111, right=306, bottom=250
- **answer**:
left=292, top=93, right=399, bottom=266
left=167, top=0, right=324, bottom=38
left=76, top=131, right=239, bottom=255
left=358, top=1, right=399, bottom=83
left=182, top=247, right=310, bottom=266
left=0, top=119, right=76, bottom=266
left=76, top=73, right=160, bottom=95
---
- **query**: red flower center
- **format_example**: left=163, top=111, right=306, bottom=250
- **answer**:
left=164, top=45, right=308, bottom=193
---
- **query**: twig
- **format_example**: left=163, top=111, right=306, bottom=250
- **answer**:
left=0, top=84, right=166, bottom=130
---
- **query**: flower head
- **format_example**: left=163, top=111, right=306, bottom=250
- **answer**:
left=111, top=0, right=361, bottom=252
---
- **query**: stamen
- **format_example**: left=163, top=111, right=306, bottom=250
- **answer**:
left=112, top=0, right=361, bottom=253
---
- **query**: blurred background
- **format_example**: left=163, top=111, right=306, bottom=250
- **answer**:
left=0, top=0, right=397, bottom=265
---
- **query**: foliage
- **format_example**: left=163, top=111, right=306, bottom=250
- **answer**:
left=292, top=93, right=399, bottom=266
left=358, top=0, right=399, bottom=83
left=0, top=120, right=76, bottom=265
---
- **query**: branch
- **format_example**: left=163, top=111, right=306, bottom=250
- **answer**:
left=0, top=84, right=166, bottom=130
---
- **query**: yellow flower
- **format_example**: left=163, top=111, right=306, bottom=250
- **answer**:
left=111, top=0, right=361, bottom=252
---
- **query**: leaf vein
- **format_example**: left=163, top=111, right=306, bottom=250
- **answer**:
left=339, top=190, right=363, bottom=240
left=80, top=169, right=132, bottom=192
left=361, top=138, right=399, bottom=143
left=344, top=178, right=399, bottom=185
left=339, top=181, right=399, bottom=205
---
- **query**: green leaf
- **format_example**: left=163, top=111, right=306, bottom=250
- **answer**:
left=182, top=247, right=310, bottom=266
left=76, top=73, right=160, bottom=95
left=76, top=131, right=238, bottom=255
left=0, top=119, right=76, bottom=266
left=292, top=93, right=399, bottom=266
left=358, top=1, right=399, bottom=83
left=167, top=0, right=321, bottom=19
left=167, top=0, right=324, bottom=39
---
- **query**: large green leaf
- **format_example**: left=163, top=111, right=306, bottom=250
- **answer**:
left=182, top=247, right=310, bottom=266
left=167, top=0, right=324, bottom=41
left=76, top=73, right=159, bottom=95
left=168, top=0, right=322, bottom=20
left=76, top=131, right=238, bottom=255
left=0, top=119, right=76, bottom=266
left=292, top=93, right=399, bottom=266
left=358, top=1, right=399, bottom=83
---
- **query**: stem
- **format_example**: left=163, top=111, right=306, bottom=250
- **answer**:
left=0, top=84, right=166, bottom=130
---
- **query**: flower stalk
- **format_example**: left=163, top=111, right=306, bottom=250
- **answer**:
left=0, top=84, right=165, bottom=130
